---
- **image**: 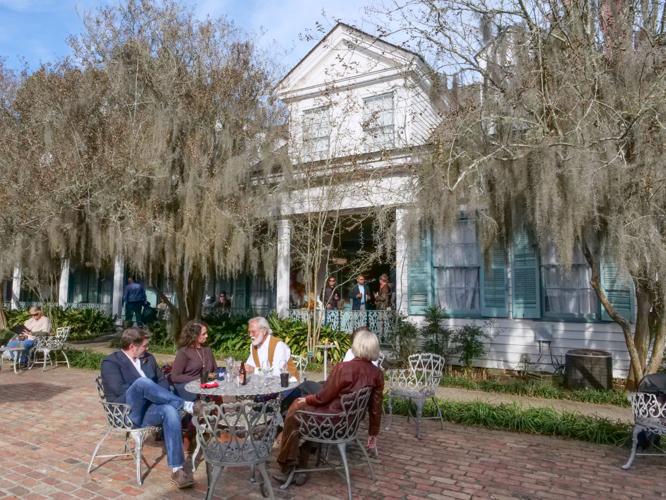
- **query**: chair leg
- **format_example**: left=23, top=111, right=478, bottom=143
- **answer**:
left=206, top=465, right=224, bottom=500
left=257, top=462, right=275, bottom=500
left=414, top=398, right=424, bottom=439
left=337, top=442, right=352, bottom=500
left=61, top=349, right=70, bottom=368
left=43, top=350, right=49, bottom=371
left=623, top=426, right=642, bottom=470
left=131, top=431, right=144, bottom=485
left=356, top=438, right=375, bottom=481
left=385, top=393, right=393, bottom=431
left=432, top=396, right=444, bottom=429
left=87, top=429, right=111, bottom=474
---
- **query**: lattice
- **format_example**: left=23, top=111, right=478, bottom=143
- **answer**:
left=630, top=392, right=666, bottom=433
left=295, top=386, right=372, bottom=444
left=193, top=399, right=280, bottom=467
left=387, top=353, right=445, bottom=397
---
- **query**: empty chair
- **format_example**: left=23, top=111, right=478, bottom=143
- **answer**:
left=87, top=376, right=160, bottom=485
left=30, top=326, right=71, bottom=371
left=623, top=391, right=666, bottom=470
left=280, top=386, right=375, bottom=500
left=385, top=353, right=445, bottom=438
left=292, top=354, right=307, bottom=380
left=193, top=399, right=280, bottom=500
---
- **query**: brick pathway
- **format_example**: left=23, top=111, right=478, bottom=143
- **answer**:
left=0, top=367, right=664, bottom=499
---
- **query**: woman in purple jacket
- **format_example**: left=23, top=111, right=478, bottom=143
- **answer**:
left=171, top=321, right=217, bottom=401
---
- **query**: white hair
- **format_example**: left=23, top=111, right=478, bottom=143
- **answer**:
left=351, top=328, right=380, bottom=361
left=249, top=316, right=272, bottom=335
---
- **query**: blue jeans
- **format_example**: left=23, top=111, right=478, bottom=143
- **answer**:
left=173, top=382, right=198, bottom=402
left=125, top=378, right=185, bottom=468
left=6, top=339, right=34, bottom=364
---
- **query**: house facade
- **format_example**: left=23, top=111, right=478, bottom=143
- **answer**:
left=4, top=23, right=634, bottom=378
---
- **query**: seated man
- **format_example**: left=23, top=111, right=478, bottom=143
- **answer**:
left=5, top=305, right=51, bottom=366
left=245, top=316, right=299, bottom=379
left=273, top=328, right=384, bottom=485
left=101, top=328, right=200, bottom=489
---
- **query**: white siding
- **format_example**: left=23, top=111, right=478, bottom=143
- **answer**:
left=409, top=316, right=630, bottom=379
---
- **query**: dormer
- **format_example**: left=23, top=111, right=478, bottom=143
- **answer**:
left=276, top=23, right=442, bottom=163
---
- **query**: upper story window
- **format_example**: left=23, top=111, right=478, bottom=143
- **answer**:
left=302, top=106, right=330, bottom=161
left=363, top=92, right=394, bottom=152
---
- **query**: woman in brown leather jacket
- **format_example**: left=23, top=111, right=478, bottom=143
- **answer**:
left=274, top=327, right=384, bottom=484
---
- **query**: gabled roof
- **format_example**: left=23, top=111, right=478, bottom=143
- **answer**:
left=276, top=22, right=434, bottom=95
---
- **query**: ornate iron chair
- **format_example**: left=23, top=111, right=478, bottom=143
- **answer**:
left=385, top=353, right=445, bottom=438
left=193, top=399, right=280, bottom=500
left=292, top=354, right=307, bottom=380
left=87, top=377, right=160, bottom=485
left=29, top=326, right=71, bottom=371
left=623, top=392, right=666, bottom=470
left=280, top=386, right=375, bottom=500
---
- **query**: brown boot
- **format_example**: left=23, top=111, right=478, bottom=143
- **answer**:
left=171, top=468, right=194, bottom=489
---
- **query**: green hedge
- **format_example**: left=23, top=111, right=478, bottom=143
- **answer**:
left=387, top=398, right=630, bottom=446
left=2, top=306, right=114, bottom=342
left=440, top=375, right=630, bottom=407
left=146, top=313, right=351, bottom=363
left=64, top=349, right=106, bottom=370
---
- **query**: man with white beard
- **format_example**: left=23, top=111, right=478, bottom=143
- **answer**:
left=244, top=316, right=297, bottom=378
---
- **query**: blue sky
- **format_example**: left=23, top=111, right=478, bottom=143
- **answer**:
left=0, top=0, right=375, bottom=75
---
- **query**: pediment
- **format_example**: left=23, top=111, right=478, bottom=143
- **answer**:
left=277, top=23, right=424, bottom=97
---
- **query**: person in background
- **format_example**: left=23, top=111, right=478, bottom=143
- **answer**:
left=171, top=321, right=217, bottom=401
left=5, top=305, right=51, bottom=366
left=350, top=274, right=372, bottom=311
left=374, top=273, right=393, bottom=310
left=123, top=277, right=147, bottom=327
left=100, top=328, right=201, bottom=489
left=322, top=275, right=341, bottom=310
left=213, top=291, right=232, bottom=313
left=274, top=328, right=384, bottom=486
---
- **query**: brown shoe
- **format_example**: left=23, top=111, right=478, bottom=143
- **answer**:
left=171, top=468, right=194, bottom=489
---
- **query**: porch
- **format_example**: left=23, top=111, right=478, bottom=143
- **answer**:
left=288, top=308, right=396, bottom=344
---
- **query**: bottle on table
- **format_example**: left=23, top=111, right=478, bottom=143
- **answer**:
left=239, top=361, right=247, bottom=385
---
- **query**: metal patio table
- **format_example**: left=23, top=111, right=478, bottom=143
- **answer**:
left=0, top=346, right=24, bottom=374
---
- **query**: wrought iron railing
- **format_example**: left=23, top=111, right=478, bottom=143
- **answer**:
left=288, top=309, right=396, bottom=344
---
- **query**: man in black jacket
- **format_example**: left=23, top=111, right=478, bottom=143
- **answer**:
left=101, top=328, right=198, bottom=489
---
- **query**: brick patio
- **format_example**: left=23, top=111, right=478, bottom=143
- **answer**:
left=0, top=367, right=664, bottom=499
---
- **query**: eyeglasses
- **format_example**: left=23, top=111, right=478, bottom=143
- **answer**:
left=30, top=313, right=40, bottom=317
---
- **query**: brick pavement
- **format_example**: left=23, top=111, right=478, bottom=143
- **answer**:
left=0, top=367, right=664, bottom=499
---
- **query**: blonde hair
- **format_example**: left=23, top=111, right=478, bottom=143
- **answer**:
left=351, top=327, right=380, bottom=361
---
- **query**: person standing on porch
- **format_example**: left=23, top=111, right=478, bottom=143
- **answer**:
left=322, top=275, right=341, bottom=310
left=350, top=274, right=372, bottom=311
left=123, top=276, right=146, bottom=327
left=374, top=273, right=393, bottom=310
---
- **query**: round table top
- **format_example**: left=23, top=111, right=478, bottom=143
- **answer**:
left=184, top=375, right=299, bottom=398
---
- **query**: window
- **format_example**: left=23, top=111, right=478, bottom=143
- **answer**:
left=540, top=244, right=598, bottom=320
left=433, top=219, right=480, bottom=315
left=363, top=93, right=394, bottom=151
left=302, top=106, right=330, bottom=160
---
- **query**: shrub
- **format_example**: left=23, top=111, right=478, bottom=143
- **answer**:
left=3, top=306, right=114, bottom=341
left=64, top=349, right=106, bottom=370
left=267, top=315, right=351, bottom=363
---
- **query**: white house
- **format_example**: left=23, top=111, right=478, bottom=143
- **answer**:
left=4, top=23, right=633, bottom=378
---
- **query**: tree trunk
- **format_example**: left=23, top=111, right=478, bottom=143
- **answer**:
left=647, top=302, right=666, bottom=374
left=630, top=280, right=652, bottom=384
left=582, top=242, right=643, bottom=389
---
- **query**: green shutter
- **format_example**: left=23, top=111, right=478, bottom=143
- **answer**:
left=481, top=244, right=508, bottom=317
left=511, top=230, right=541, bottom=319
left=408, top=228, right=432, bottom=315
left=600, top=260, right=634, bottom=322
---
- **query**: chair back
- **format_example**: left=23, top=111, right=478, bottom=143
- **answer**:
left=35, top=327, right=71, bottom=350
left=408, top=353, right=445, bottom=391
left=629, top=392, right=666, bottom=424
left=292, top=355, right=307, bottom=379
left=95, top=376, right=134, bottom=430
left=193, top=399, right=280, bottom=467
left=296, top=386, right=373, bottom=444
left=376, top=351, right=386, bottom=370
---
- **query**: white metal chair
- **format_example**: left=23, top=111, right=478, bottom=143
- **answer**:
left=623, top=392, right=666, bottom=470
left=280, top=386, right=375, bottom=500
left=29, top=326, right=71, bottom=370
left=88, top=376, right=160, bottom=485
left=292, top=354, right=307, bottom=380
left=385, top=353, right=445, bottom=438
left=193, top=399, right=280, bottom=500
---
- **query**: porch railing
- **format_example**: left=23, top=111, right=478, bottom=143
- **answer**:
left=288, top=309, right=396, bottom=344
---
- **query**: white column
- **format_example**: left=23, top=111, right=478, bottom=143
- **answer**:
left=10, top=265, right=21, bottom=310
left=395, top=208, right=409, bottom=316
left=58, top=259, right=70, bottom=307
left=276, top=218, right=291, bottom=318
left=112, top=255, right=125, bottom=323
